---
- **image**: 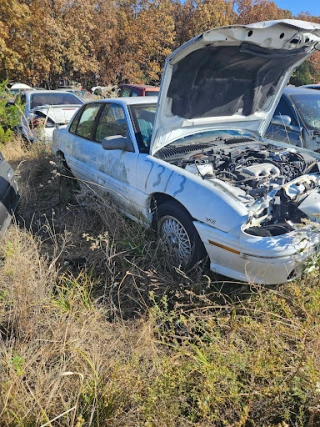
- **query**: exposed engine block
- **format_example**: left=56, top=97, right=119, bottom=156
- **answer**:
left=163, top=141, right=320, bottom=235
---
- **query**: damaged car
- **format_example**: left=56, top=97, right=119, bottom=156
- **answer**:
left=0, top=153, right=19, bottom=235
left=10, top=90, right=84, bottom=143
left=52, top=19, right=320, bottom=284
left=265, top=87, right=320, bottom=151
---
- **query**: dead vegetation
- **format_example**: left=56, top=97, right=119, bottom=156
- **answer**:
left=0, top=139, right=320, bottom=426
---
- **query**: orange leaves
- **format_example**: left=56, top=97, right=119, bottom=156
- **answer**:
left=235, top=0, right=293, bottom=25
left=0, top=0, right=319, bottom=86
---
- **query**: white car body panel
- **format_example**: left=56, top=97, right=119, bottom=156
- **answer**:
left=52, top=20, right=320, bottom=285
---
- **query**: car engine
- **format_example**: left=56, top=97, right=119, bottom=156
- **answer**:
left=159, top=141, right=320, bottom=236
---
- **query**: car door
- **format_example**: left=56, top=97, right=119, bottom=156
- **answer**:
left=265, top=96, right=302, bottom=147
left=93, top=102, right=142, bottom=216
left=64, top=102, right=103, bottom=183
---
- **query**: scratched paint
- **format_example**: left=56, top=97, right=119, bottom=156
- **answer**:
left=100, top=156, right=129, bottom=184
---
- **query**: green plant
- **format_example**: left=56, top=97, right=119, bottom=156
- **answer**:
left=0, top=80, right=21, bottom=146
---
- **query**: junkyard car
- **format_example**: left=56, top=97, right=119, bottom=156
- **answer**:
left=118, top=84, right=160, bottom=97
left=11, top=90, right=84, bottom=143
left=57, top=87, right=94, bottom=102
left=0, top=153, right=19, bottom=235
left=265, top=87, right=320, bottom=151
left=52, top=19, right=320, bottom=284
left=6, top=83, right=32, bottom=98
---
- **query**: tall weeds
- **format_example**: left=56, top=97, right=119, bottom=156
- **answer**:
left=0, top=139, right=319, bottom=426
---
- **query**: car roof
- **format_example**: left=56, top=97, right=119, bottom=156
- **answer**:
left=300, top=84, right=320, bottom=88
left=118, top=83, right=160, bottom=90
left=22, top=90, right=85, bottom=101
left=24, top=90, right=77, bottom=95
left=283, top=87, right=320, bottom=96
left=88, top=96, right=158, bottom=106
left=10, top=83, right=31, bottom=89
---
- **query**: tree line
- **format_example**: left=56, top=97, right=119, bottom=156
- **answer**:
left=1, top=0, right=319, bottom=89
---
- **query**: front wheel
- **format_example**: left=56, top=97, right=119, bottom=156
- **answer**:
left=156, top=201, right=207, bottom=270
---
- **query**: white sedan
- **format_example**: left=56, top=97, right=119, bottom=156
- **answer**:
left=53, top=19, right=320, bottom=284
left=13, top=90, right=84, bottom=143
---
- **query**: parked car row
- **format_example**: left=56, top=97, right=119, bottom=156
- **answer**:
left=5, top=83, right=160, bottom=143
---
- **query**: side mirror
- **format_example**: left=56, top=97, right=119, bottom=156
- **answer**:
left=271, top=115, right=291, bottom=127
left=102, top=135, right=134, bottom=152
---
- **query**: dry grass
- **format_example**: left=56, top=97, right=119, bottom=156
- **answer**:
left=0, top=139, right=320, bottom=426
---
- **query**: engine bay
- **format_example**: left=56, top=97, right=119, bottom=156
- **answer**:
left=159, top=141, right=320, bottom=236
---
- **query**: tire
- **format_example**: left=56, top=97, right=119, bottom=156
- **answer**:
left=156, top=201, right=207, bottom=269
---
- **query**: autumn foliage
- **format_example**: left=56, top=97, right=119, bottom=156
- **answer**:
left=0, top=0, right=319, bottom=87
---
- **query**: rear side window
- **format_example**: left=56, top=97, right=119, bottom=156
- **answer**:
left=75, top=103, right=101, bottom=140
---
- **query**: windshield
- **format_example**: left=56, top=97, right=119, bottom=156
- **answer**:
left=130, top=104, right=157, bottom=149
left=290, top=93, right=320, bottom=131
left=30, top=93, right=83, bottom=109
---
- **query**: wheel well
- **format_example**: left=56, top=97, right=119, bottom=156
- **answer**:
left=150, top=193, right=193, bottom=226
left=56, top=149, right=65, bottom=159
left=56, top=150, right=68, bottom=165
left=55, top=150, right=72, bottom=172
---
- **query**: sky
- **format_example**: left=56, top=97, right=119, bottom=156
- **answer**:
left=274, top=0, right=319, bottom=17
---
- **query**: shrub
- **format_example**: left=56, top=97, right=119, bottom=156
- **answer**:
left=0, top=80, right=22, bottom=147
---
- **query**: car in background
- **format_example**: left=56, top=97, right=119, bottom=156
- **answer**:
left=53, top=19, right=320, bottom=285
left=118, top=84, right=160, bottom=97
left=6, top=83, right=32, bottom=97
left=265, top=87, right=320, bottom=152
left=9, top=90, right=84, bottom=143
left=91, top=86, right=119, bottom=98
left=0, top=152, right=19, bottom=236
left=57, top=87, right=93, bottom=102
left=5, top=83, right=33, bottom=101
left=300, top=83, right=320, bottom=90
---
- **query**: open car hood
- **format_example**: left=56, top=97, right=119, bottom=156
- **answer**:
left=150, top=19, right=320, bottom=156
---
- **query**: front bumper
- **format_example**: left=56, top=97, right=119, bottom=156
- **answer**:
left=194, top=221, right=320, bottom=285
